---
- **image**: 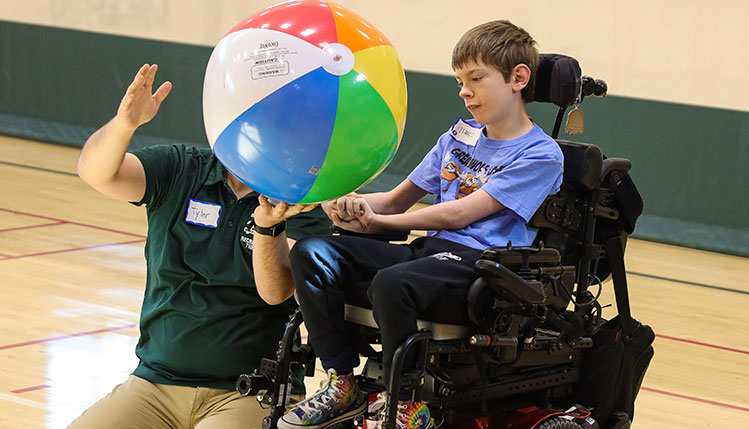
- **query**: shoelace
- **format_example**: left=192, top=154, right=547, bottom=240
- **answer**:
left=368, top=392, right=387, bottom=414
left=368, top=392, right=414, bottom=428
left=370, top=392, right=412, bottom=413
left=297, top=370, right=345, bottom=414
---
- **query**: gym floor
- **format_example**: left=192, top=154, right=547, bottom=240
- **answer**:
left=1, top=136, right=747, bottom=428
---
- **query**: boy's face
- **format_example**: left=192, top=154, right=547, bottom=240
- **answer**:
left=454, top=59, right=525, bottom=130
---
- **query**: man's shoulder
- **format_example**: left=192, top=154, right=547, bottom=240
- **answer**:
left=135, top=144, right=220, bottom=188
left=132, top=143, right=213, bottom=162
left=183, top=145, right=216, bottom=163
left=168, top=144, right=219, bottom=172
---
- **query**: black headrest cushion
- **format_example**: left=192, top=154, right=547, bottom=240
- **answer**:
left=533, top=54, right=582, bottom=108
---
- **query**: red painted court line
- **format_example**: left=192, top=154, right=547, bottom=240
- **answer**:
left=11, top=384, right=50, bottom=394
left=0, top=221, right=66, bottom=233
left=0, top=208, right=145, bottom=238
left=656, top=334, right=749, bottom=355
left=0, top=238, right=146, bottom=261
left=0, top=323, right=138, bottom=351
left=641, top=386, right=749, bottom=412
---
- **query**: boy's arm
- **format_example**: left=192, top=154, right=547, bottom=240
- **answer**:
left=369, top=188, right=505, bottom=232
left=360, top=179, right=428, bottom=214
left=323, top=179, right=427, bottom=223
left=332, top=181, right=504, bottom=233
left=78, top=64, right=172, bottom=202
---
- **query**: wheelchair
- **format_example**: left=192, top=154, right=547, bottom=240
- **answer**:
left=237, top=53, right=648, bottom=429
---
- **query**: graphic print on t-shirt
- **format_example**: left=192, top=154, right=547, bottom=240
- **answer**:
left=440, top=149, right=504, bottom=199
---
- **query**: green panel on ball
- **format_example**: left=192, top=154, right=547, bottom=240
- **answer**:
left=299, top=71, right=399, bottom=204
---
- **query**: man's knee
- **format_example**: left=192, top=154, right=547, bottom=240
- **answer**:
left=194, top=392, right=269, bottom=429
left=68, top=375, right=183, bottom=429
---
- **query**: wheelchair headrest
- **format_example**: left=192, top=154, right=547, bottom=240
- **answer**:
left=533, top=54, right=582, bottom=108
left=557, top=140, right=603, bottom=190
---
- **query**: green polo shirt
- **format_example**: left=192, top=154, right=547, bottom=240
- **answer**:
left=129, top=144, right=329, bottom=390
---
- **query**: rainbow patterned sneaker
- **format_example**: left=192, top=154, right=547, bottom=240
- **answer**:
left=365, top=394, right=432, bottom=429
left=278, top=369, right=366, bottom=429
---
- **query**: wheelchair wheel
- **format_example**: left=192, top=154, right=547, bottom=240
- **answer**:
left=536, top=416, right=582, bottom=429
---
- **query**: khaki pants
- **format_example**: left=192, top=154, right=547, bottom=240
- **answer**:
left=68, top=375, right=297, bottom=429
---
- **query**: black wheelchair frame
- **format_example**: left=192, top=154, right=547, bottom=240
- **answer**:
left=237, top=54, right=646, bottom=429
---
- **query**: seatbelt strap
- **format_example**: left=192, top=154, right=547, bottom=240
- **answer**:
left=605, top=234, right=636, bottom=336
left=472, top=349, right=489, bottom=413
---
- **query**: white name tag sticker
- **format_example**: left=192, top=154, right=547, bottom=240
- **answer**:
left=185, top=199, right=221, bottom=228
left=449, top=118, right=482, bottom=146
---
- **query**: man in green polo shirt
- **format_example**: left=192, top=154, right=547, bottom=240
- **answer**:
left=69, top=63, right=329, bottom=428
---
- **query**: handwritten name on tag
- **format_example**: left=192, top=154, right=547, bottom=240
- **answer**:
left=449, top=118, right=482, bottom=146
left=185, top=199, right=221, bottom=228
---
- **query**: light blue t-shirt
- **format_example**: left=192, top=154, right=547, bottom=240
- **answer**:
left=408, top=119, right=563, bottom=250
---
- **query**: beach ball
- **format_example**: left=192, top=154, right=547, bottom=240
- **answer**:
left=203, top=0, right=407, bottom=204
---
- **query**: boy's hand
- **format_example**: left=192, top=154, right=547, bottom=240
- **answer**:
left=253, top=195, right=317, bottom=228
left=117, top=64, right=172, bottom=130
left=329, top=197, right=378, bottom=234
left=321, top=193, right=363, bottom=222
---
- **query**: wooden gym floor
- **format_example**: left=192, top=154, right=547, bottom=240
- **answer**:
left=0, top=136, right=747, bottom=428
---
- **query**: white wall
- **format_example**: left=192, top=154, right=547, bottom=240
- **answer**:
left=2, top=0, right=747, bottom=111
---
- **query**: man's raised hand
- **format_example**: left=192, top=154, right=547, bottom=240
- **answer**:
left=117, top=64, right=173, bottom=129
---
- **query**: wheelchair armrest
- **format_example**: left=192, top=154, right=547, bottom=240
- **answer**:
left=601, top=157, right=632, bottom=181
left=481, top=247, right=561, bottom=266
left=474, top=259, right=546, bottom=304
left=330, top=225, right=410, bottom=242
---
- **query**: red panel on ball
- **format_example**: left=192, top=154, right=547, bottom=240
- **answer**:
left=226, top=0, right=338, bottom=49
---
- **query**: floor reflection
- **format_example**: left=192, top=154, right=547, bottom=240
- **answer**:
left=44, top=333, right=138, bottom=428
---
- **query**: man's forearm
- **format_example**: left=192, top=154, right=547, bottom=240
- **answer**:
left=252, top=234, right=296, bottom=305
left=78, top=116, right=136, bottom=186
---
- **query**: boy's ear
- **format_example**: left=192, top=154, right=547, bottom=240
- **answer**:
left=511, top=64, right=531, bottom=92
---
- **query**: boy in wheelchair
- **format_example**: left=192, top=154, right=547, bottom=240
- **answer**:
left=277, top=20, right=565, bottom=429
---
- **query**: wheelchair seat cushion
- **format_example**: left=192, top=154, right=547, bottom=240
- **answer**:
left=344, top=304, right=473, bottom=341
left=343, top=283, right=480, bottom=341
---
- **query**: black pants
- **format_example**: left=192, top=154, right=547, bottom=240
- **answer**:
left=290, top=235, right=482, bottom=377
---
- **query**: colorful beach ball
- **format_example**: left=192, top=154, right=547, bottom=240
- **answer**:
left=203, top=0, right=407, bottom=204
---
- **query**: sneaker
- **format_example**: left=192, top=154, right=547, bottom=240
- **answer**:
left=365, top=393, right=432, bottom=429
left=278, top=369, right=367, bottom=429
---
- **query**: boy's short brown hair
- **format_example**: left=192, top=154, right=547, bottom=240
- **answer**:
left=452, top=20, right=539, bottom=103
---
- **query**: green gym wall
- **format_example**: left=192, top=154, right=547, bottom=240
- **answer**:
left=1, top=0, right=747, bottom=256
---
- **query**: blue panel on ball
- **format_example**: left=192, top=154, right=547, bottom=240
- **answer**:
left=212, top=68, right=338, bottom=203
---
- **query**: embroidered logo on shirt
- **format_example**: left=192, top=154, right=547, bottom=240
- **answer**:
left=430, top=252, right=462, bottom=262
left=240, top=218, right=254, bottom=250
